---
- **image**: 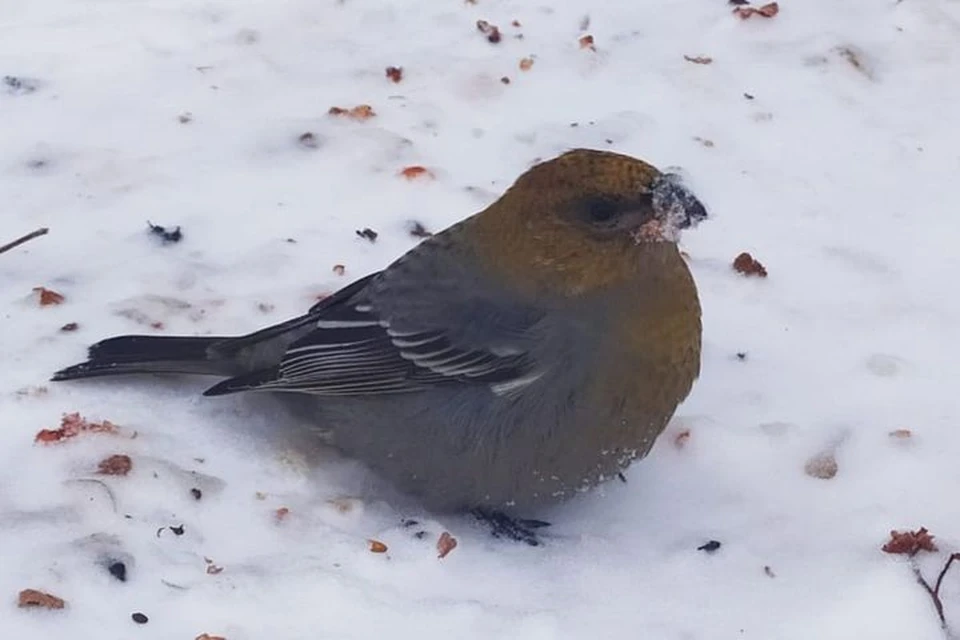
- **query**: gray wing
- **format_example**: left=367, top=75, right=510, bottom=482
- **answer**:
left=207, top=233, right=547, bottom=397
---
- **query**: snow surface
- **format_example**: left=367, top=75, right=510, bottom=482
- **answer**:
left=3, top=0, right=960, bottom=638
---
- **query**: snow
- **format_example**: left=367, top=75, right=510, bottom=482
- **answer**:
left=3, top=0, right=960, bottom=638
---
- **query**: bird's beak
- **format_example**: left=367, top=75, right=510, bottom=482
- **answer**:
left=651, top=174, right=708, bottom=230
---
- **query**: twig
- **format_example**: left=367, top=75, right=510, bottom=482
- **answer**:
left=0, top=227, right=49, bottom=255
left=912, top=552, right=960, bottom=630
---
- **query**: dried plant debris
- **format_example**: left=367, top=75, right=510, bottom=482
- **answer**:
left=18, top=589, right=65, bottom=609
left=476, top=20, right=502, bottom=43
left=385, top=66, right=404, bottom=82
left=195, top=635, right=227, bottom=640
left=579, top=34, right=596, bottom=50
left=437, top=532, right=458, bottom=558
left=35, top=413, right=120, bottom=444
left=882, top=528, right=960, bottom=630
left=519, top=57, right=534, bottom=71
left=889, top=429, right=913, bottom=439
left=0, top=227, right=48, bottom=255
left=733, top=2, right=779, bottom=19
left=148, top=221, right=183, bottom=244
left=883, top=527, right=938, bottom=555
left=332, top=264, right=346, bottom=276
left=33, top=287, right=65, bottom=306
left=733, top=252, right=768, bottom=277
left=368, top=539, right=388, bottom=553
left=684, top=55, right=713, bottom=65
left=328, top=104, right=376, bottom=120
left=97, top=454, right=133, bottom=476
left=356, top=228, right=378, bottom=242
left=60, top=322, right=79, bottom=332
left=191, top=487, right=203, bottom=500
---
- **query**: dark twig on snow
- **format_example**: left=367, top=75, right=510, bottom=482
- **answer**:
left=0, top=227, right=48, bottom=256
left=912, top=552, right=960, bottom=631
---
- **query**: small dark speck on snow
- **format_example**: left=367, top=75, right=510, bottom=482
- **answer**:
left=698, top=540, right=722, bottom=553
left=147, top=221, right=183, bottom=244
left=108, top=561, right=127, bottom=582
left=4, top=75, right=38, bottom=94
left=356, top=228, right=378, bottom=242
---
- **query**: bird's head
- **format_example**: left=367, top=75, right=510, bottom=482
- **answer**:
left=472, top=148, right=709, bottom=297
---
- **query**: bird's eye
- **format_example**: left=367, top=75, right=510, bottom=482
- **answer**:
left=584, top=197, right=621, bottom=225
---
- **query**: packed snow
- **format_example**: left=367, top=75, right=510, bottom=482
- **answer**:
left=3, top=0, right=960, bottom=638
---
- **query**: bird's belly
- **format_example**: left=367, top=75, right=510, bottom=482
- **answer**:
left=297, top=386, right=672, bottom=514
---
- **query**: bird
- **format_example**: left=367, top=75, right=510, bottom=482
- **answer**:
left=52, top=148, right=708, bottom=545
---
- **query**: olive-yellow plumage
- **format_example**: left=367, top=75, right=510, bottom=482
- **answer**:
left=52, top=148, right=708, bottom=542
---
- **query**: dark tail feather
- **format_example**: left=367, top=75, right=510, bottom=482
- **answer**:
left=202, top=366, right=282, bottom=397
left=51, top=335, right=233, bottom=381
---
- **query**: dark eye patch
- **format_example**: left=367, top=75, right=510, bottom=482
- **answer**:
left=576, top=193, right=654, bottom=229
left=585, top=197, right=621, bottom=223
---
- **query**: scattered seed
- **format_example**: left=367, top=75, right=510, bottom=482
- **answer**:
left=297, top=132, right=319, bottom=149
left=132, top=612, right=149, bottom=624
left=108, top=561, right=127, bottom=582
left=437, top=532, right=458, bottom=559
left=698, top=540, right=722, bottom=553
left=732, top=252, right=768, bottom=277
left=476, top=20, right=502, bottom=43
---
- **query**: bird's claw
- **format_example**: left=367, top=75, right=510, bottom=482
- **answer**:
left=471, top=508, right=550, bottom=546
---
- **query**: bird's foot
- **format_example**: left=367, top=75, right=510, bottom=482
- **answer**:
left=471, top=508, right=550, bottom=546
